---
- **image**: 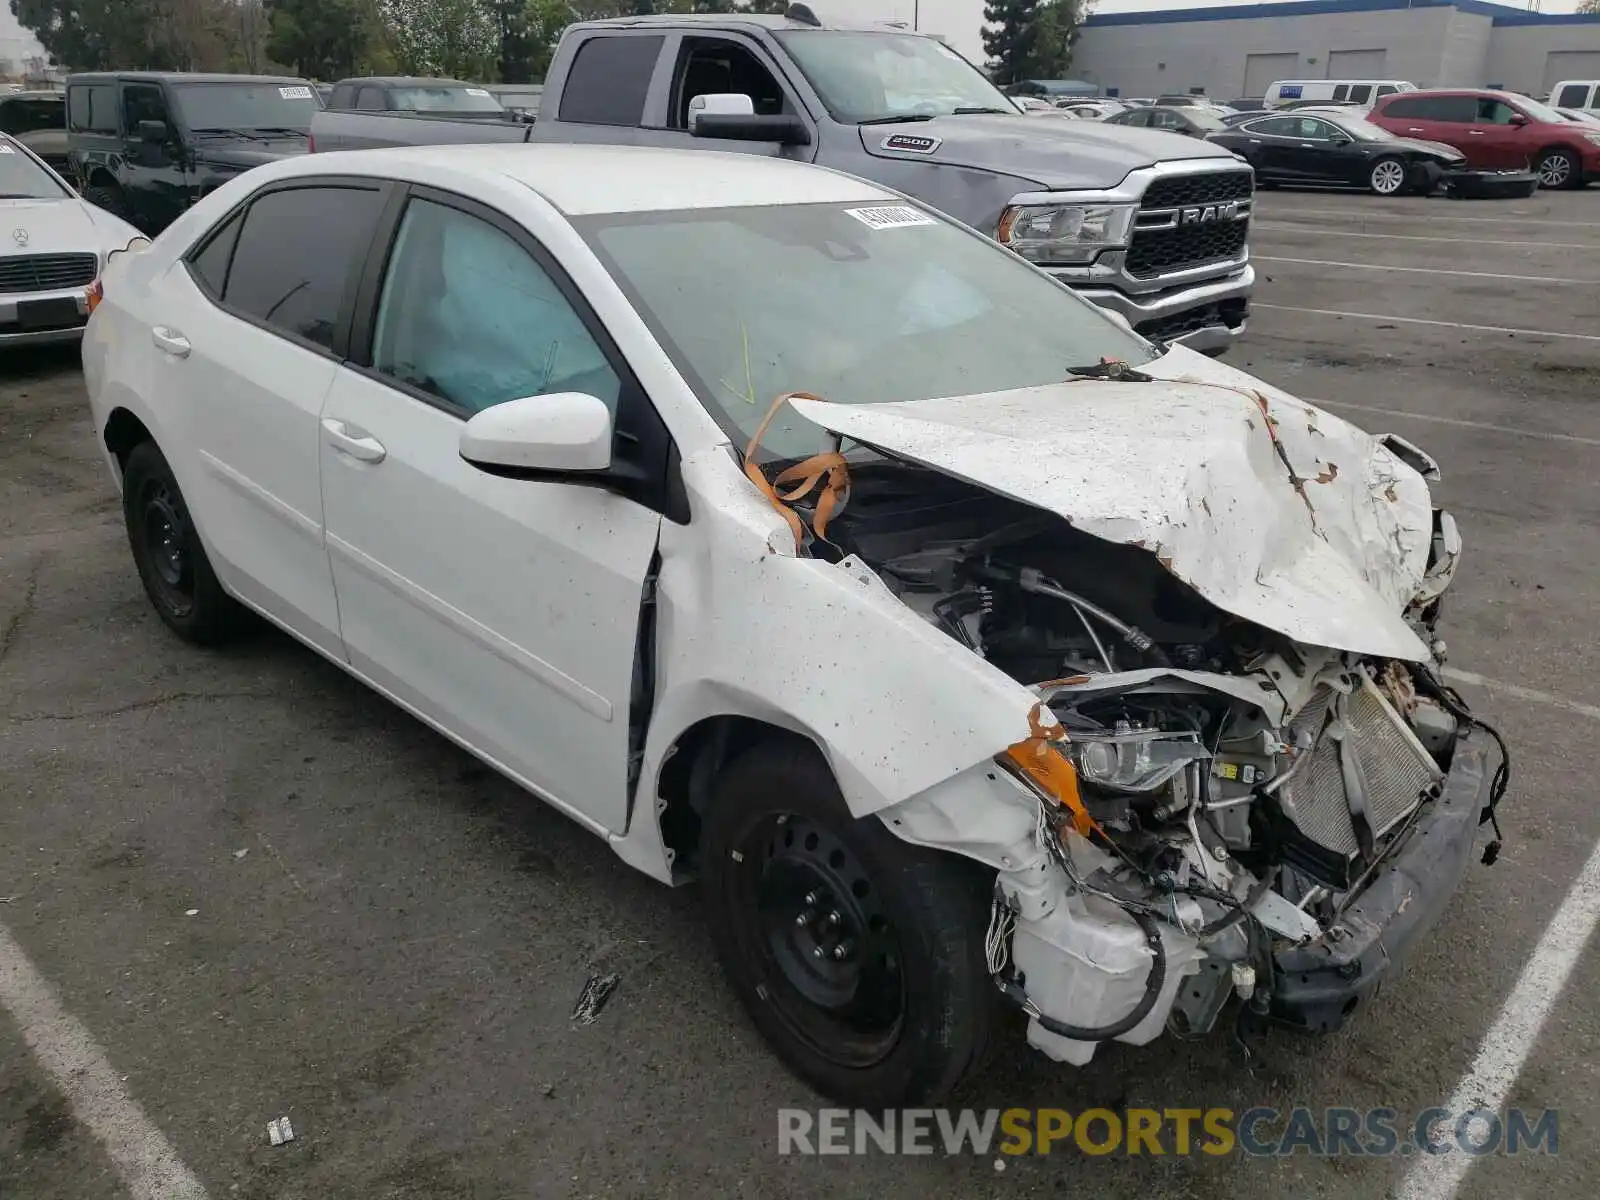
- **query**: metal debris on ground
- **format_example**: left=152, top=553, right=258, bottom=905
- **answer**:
left=0, top=896, right=15, bottom=904
left=233, top=848, right=249, bottom=859
left=571, top=972, right=621, bottom=1026
left=267, top=1116, right=295, bottom=1146
left=185, top=909, right=199, bottom=917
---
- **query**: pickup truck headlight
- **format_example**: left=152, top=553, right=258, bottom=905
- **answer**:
left=997, top=202, right=1137, bottom=265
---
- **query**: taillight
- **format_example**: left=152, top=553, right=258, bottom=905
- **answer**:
left=307, top=133, right=317, bottom=153
left=85, top=280, right=104, bottom=314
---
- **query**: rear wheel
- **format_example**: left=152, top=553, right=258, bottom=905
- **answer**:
left=1536, top=148, right=1579, bottom=190
left=700, top=740, right=997, bottom=1107
left=1368, top=157, right=1407, bottom=196
left=122, top=441, right=245, bottom=644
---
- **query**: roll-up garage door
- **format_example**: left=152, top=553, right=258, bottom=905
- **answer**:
left=1544, top=51, right=1600, bottom=96
left=1244, top=52, right=1298, bottom=97
left=1326, top=49, right=1387, bottom=79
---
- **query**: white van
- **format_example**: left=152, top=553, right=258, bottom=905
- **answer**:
left=1549, top=81, right=1600, bottom=114
left=1265, top=79, right=1417, bottom=108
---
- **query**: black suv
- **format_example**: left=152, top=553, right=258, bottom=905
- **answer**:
left=65, top=72, right=322, bottom=234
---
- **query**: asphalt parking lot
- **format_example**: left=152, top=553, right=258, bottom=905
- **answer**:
left=3, top=185, right=1599, bottom=1200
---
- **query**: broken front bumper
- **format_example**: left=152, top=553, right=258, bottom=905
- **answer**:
left=1269, top=729, right=1491, bottom=1033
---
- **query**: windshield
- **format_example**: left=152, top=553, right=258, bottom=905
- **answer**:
left=775, top=30, right=1016, bottom=123
left=578, top=202, right=1154, bottom=462
left=0, top=140, right=69, bottom=198
left=1511, top=95, right=1568, bottom=124
left=1186, top=109, right=1229, bottom=131
left=391, top=86, right=503, bottom=113
left=1325, top=114, right=1395, bottom=141
left=171, top=82, right=321, bottom=133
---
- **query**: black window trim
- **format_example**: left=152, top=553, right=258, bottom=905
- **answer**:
left=344, top=182, right=688, bottom=523
left=1240, top=115, right=1293, bottom=137
left=178, top=174, right=394, bottom=362
left=661, top=29, right=814, bottom=133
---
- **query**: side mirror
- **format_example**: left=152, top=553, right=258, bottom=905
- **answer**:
left=1330, top=135, right=1352, bottom=146
left=137, top=119, right=168, bottom=144
left=689, top=92, right=811, bottom=146
left=459, top=392, right=613, bottom=477
left=1509, top=113, right=1529, bottom=126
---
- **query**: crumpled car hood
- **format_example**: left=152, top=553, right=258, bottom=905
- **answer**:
left=789, top=346, right=1436, bottom=661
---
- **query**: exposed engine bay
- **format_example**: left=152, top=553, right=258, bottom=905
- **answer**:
left=821, top=460, right=1507, bottom=1063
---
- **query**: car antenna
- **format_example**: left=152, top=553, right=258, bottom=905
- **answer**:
left=786, top=3, right=822, bottom=27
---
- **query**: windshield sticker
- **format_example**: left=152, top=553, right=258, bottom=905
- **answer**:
left=465, top=88, right=491, bottom=97
left=278, top=86, right=313, bottom=99
left=880, top=133, right=941, bottom=155
left=845, top=205, right=938, bottom=231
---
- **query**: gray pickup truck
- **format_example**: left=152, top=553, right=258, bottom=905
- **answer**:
left=309, top=11, right=1255, bottom=351
left=311, top=76, right=532, bottom=152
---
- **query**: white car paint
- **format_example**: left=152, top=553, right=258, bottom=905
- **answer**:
left=1, top=133, right=144, bottom=347
left=81, top=143, right=1472, bottom=1076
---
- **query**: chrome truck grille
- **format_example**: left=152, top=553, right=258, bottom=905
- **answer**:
left=1276, top=676, right=1444, bottom=884
left=1125, top=169, right=1253, bottom=279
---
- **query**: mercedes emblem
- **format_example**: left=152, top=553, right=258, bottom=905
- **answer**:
left=11, top=228, right=27, bottom=247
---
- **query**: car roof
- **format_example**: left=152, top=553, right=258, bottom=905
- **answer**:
left=292, top=143, right=894, bottom=216
left=333, top=76, right=478, bottom=88
left=67, top=72, right=310, bottom=85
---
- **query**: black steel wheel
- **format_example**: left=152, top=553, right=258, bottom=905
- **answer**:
left=700, top=740, right=997, bottom=1106
left=122, top=441, right=245, bottom=644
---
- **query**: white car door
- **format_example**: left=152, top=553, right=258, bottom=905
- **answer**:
left=318, top=189, right=668, bottom=833
left=151, top=179, right=391, bottom=656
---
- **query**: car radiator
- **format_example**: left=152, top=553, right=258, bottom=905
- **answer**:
left=1275, top=674, right=1445, bottom=886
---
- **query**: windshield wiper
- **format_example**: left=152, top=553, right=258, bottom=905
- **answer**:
left=190, top=127, right=270, bottom=142
left=952, top=106, right=1015, bottom=115
left=1067, top=360, right=1155, bottom=383
left=251, top=127, right=310, bottom=137
left=857, top=113, right=937, bottom=125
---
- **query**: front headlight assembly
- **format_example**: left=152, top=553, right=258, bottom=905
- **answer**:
left=996, top=202, right=1137, bottom=265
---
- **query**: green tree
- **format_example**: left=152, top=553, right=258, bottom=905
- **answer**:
left=381, top=0, right=499, bottom=78
left=10, top=0, right=158, bottom=69
left=266, top=0, right=373, bottom=79
left=1032, top=0, right=1087, bottom=79
left=1579, top=0, right=1600, bottom=15
left=982, top=0, right=1040, bottom=87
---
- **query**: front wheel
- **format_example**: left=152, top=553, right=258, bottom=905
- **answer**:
left=81, top=181, right=129, bottom=220
left=700, top=741, right=998, bottom=1107
left=122, top=441, right=245, bottom=644
left=1536, top=149, right=1579, bottom=190
left=1368, top=157, right=1408, bottom=196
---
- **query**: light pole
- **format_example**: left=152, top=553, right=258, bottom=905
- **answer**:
left=913, top=1, right=920, bottom=31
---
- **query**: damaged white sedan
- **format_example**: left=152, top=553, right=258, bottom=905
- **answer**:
left=82, top=145, right=1507, bottom=1106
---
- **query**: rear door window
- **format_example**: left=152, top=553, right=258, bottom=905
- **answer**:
left=0, top=98, right=64, bottom=135
left=557, top=35, right=666, bottom=126
left=68, top=84, right=118, bottom=134
left=1332, top=85, right=1350, bottom=101
left=1556, top=83, right=1590, bottom=108
left=219, top=184, right=386, bottom=351
left=1243, top=116, right=1297, bottom=137
left=1348, top=84, right=1373, bottom=104
left=1376, top=85, right=1398, bottom=98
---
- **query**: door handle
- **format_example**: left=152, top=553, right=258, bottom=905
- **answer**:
left=1468, top=130, right=1485, bottom=136
left=321, top=418, right=387, bottom=463
left=1407, top=127, right=1425, bottom=133
left=151, top=326, right=190, bottom=357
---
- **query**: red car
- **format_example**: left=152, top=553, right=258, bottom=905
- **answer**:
left=1370, top=89, right=1600, bottom=189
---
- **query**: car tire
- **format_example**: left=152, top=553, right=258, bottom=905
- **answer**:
left=1368, top=157, right=1408, bottom=196
left=122, top=441, right=246, bottom=645
left=81, top=181, right=130, bottom=220
left=699, top=739, right=998, bottom=1107
left=1535, top=148, right=1580, bottom=190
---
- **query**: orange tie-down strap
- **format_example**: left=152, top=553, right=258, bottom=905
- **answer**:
left=1005, top=702, right=1102, bottom=839
left=742, top=391, right=851, bottom=552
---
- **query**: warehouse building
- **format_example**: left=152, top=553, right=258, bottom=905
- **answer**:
left=1073, top=0, right=1600, bottom=101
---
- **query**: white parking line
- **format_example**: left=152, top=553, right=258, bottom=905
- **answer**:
left=0, top=922, right=209, bottom=1199
left=1253, top=304, right=1600, bottom=343
left=1394, top=836, right=1600, bottom=1200
left=1257, top=207, right=1587, bottom=228
left=1254, top=223, right=1596, bottom=251
left=1256, top=256, right=1594, bottom=285
left=1443, top=668, right=1600, bottom=723
left=1313, top=400, right=1600, bottom=449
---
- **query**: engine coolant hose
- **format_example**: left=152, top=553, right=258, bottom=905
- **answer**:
left=996, top=908, right=1168, bottom=1042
